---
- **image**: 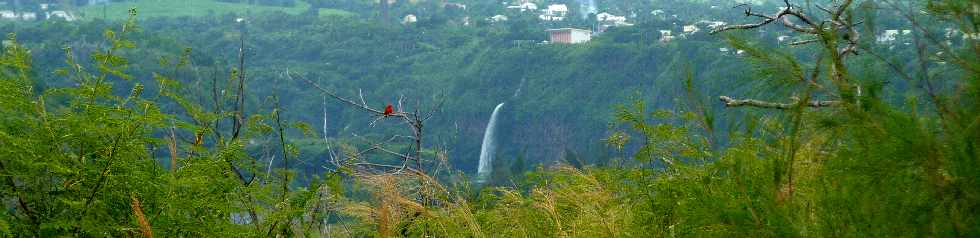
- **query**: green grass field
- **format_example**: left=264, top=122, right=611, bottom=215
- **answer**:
left=78, top=0, right=352, bottom=20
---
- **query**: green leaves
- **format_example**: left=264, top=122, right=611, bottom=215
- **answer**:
left=0, top=12, right=328, bottom=236
left=725, top=34, right=805, bottom=91
left=610, top=99, right=710, bottom=164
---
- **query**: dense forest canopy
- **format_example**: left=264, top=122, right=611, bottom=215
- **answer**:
left=0, top=0, right=976, bottom=236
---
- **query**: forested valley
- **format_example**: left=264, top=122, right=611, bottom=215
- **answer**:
left=0, top=0, right=977, bottom=236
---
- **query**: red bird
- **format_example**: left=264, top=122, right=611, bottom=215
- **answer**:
left=384, top=104, right=394, bottom=117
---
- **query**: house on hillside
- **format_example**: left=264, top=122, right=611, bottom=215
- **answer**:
left=0, top=11, right=17, bottom=20
left=546, top=28, right=591, bottom=44
left=507, top=2, right=538, bottom=12
left=717, top=47, right=745, bottom=56
left=659, top=30, right=674, bottom=43
left=46, top=11, right=77, bottom=21
left=597, top=12, right=631, bottom=26
left=539, top=4, right=567, bottom=21
left=696, top=20, right=726, bottom=30
left=877, top=29, right=899, bottom=43
left=402, top=14, right=417, bottom=24
left=544, top=4, right=568, bottom=16
left=488, top=14, right=508, bottom=22
left=595, top=12, right=633, bottom=33
left=683, top=25, right=699, bottom=34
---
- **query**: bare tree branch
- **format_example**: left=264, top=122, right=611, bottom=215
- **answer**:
left=789, top=38, right=821, bottom=46
left=719, top=96, right=838, bottom=109
left=289, top=70, right=442, bottom=185
left=711, top=0, right=867, bottom=111
left=712, top=1, right=819, bottom=34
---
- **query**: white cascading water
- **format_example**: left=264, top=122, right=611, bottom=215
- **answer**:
left=476, top=103, right=505, bottom=184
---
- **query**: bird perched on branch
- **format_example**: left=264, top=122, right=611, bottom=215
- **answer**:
left=384, top=104, right=394, bottom=117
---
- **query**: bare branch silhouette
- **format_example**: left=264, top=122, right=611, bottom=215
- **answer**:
left=713, top=0, right=865, bottom=109
left=719, top=96, right=839, bottom=109
left=287, top=70, right=440, bottom=178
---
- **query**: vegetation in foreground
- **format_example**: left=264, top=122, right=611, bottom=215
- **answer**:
left=0, top=0, right=976, bottom=237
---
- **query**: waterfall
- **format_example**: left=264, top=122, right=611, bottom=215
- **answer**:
left=477, top=103, right=505, bottom=184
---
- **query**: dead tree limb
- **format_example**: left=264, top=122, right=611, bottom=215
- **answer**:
left=789, top=38, right=821, bottom=46
left=712, top=0, right=861, bottom=57
left=719, top=96, right=839, bottom=109
left=711, top=0, right=866, bottom=109
left=711, top=2, right=817, bottom=34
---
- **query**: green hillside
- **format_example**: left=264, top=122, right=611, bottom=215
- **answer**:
left=77, top=0, right=352, bottom=20
left=0, top=0, right=977, bottom=236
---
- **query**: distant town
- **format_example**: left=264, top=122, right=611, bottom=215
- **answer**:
left=2, top=0, right=977, bottom=48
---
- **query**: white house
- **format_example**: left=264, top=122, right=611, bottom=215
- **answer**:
left=683, top=25, right=700, bottom=34
left=402, top=14, right=417, bottom=24
left=47, top=11, right=76, bottom=21
left=595, top=12, right=633, bottom=33
left=21, top=12, right=35, bottom=21
left=546, top=28, right=591, bottom=44
left=659, top=30, right=674, bottom=42
left=696, top=20, right=726, bottom=30
left=488, top=15, right=508, bottom=22
left=40, top=4, right=50, bottom=10
left=539, top=4, right=568, bottom=21
left=877, top=29, right=899, bottom=43
left=506, top=2, right=537, bottom=12
left=596, top=12, right=630, bottom=26
left=596, top=12, right=611, bottom=19
left=0, top=11, right=17, bottom=20
left=544, top=4, right=568, bottom=16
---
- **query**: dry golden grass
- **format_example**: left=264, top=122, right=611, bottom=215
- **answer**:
left=330, top=165, right=636, bottom=237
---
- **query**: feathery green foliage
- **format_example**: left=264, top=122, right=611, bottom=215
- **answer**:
left=0, top=0, right=976, bottom=237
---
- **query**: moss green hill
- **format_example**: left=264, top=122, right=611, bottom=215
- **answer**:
left=77, top=0, right=352, bottom=20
